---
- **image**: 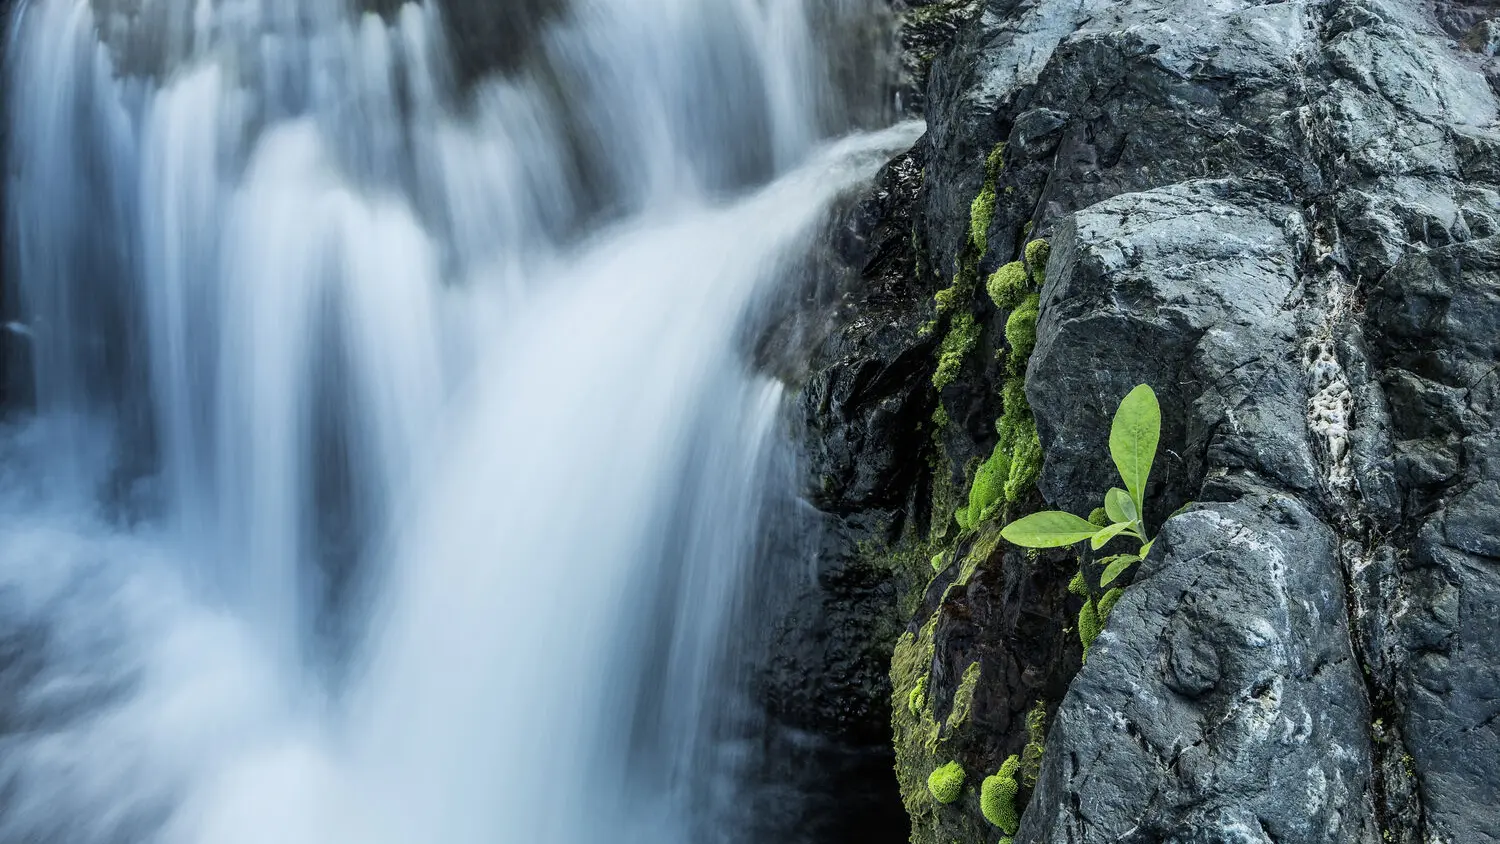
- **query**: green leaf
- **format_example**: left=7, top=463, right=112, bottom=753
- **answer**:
left=1104, top=487, right=1137, bottom=524
left=1001, top=511, right=1101, bottom=548
left=1090, top=521, right=1134, bottom=550
left=1140, top=538, right=1156, bottom=558
left=1099, top=554, right=1140, bottom=587
left=1109, top=384, right=1160, bottom=511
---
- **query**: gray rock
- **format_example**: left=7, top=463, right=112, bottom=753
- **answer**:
left=1029, top=181, right=1319, bottom=522
left=1020, top=496, right=1378, bottom=844
left=795, top=0, right=1500, bottom=841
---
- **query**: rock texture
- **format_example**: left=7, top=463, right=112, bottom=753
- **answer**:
left=792, top=0, right=1500, bottom=842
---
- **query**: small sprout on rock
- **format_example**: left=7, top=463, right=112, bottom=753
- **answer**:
left=1002, top=384, right=1160, bottom=570
left=1002, top=385, right=1164, bottom=664
left=928, top=760, right=966, bottom=804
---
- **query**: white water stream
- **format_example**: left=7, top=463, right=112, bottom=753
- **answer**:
left=0, top=0, right=916, bottom=841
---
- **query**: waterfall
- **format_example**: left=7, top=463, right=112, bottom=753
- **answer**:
left=0, top=0, right=916, bottom=842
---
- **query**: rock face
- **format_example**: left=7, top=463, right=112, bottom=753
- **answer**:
left=792, top=0, right=1500, bottom=842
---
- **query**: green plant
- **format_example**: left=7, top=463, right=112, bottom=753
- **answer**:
left=928, top=760, right=966, bottom=804
left=999, top=385, right=1162, bottom=659
left=981, top=755, right=1021, bottom=832
left=1000, top=384, right=1160, bottom=580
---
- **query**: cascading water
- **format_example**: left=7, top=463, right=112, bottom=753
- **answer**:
left=0, top=0, right=916, bottom=842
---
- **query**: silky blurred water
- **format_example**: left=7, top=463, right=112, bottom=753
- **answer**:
left=0, top=0, right=912, bottom=841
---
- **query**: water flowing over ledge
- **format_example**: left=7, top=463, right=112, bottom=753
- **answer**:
left=0, top=0, right=918, bottom=841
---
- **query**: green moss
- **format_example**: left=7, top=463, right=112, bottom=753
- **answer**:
left=928, top=761, right=966, bottom=804
left=970, top=187, right=996, bottom=256
left=930, top=552, right=946, bottom=573
left=985, top=144, right=1007, bottom=180
left=947, top=662, right=982, bottom=730
left=1000, top=378, right=1028, bottom=420
left=933, top=312, right=980, bottom=391
left=1004, top=293, right=1041, bottom=371
left=1098, top=587, right=1124, bottom=621
left=1068, top=571, right=1088, bottom=596
left=1079, top=600, right=1102, bottom=662
left=986, top=261, right=1028, bottom=310
left=1002, top=415, right=1042, bottom=504
left=893, top=613, right=943, bottom=825
left=958, top=444, right=1008, bottom=529
left=934, top=282, right=960, bottom=315
left=1024, top=238, right=1051, bottom=271
left=991, top=377, right=1042, bottom=507
left=909, top=674, right=930, bottom=715
left=1020, top=701, right=1047, bottom=787
left=980, top=755, right=1021, bottom=833
left=1087, top=507, right=1110, bottom=527
left=968, top=144, right=1008, bottom=254
left=957, top=525, right=1004, bottom=587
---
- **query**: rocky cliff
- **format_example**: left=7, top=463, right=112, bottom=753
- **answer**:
left=791, top=0, right=1500, bottom=841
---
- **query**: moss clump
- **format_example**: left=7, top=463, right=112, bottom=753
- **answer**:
left=986, top=261, right=1028, bottom=310
left=981, top=755, right=1022, bottom=833
left=1004, top=293, right=1041, bottom=371
left=933, top=312, right=980, bottom=391
left=1024, top=238, right=1051, bottom=271
left=909, top=674, right=929, bottom=715
left=1088, top=507, right=1110, bottom=527
left=1068, top=571, right=1088, bottom=596
left=928, top=761, right=966, bottom=804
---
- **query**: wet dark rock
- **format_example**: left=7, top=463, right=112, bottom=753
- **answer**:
left=789, top=0, right=1500, bottom=842
left=893, top=0, right=980, bottom=115
left=1025, top=495, right=1377, bottom=843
